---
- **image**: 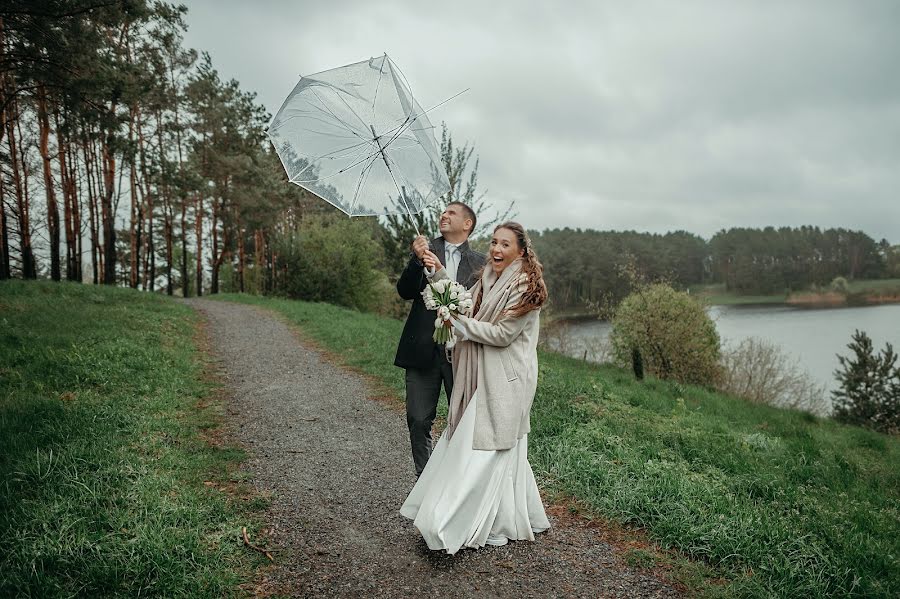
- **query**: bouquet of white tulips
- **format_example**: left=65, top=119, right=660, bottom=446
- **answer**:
left=421, top=279, right=474, bottom=350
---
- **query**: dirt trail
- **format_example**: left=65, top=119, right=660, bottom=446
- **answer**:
left=188, top=299, right=683, bottom=599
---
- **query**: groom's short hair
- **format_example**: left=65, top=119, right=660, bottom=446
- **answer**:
left=449, top=201, right=477, bottom=236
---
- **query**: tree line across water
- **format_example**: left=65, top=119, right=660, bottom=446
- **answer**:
left=535, top=226, right=900, bottom=311
left=2, top=2, right=898, bottom=315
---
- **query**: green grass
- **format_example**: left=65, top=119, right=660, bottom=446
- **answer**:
left=215, top=292, right=900, bottom=598
left=691, top=279, right=900, bottom=306
left=0, top=281, right=267, bottom=598
left=846, top=277, right=900, bottom=294
left=689, top=284, right=787, bottom=305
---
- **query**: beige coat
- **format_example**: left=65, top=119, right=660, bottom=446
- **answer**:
left=433, top=261, right=541, bottom=450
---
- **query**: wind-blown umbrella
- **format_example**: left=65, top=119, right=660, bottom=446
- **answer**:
left=267, top=54, right=450, bottom=225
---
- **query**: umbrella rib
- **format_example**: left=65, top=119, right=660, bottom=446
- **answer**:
left=331, top=87, right=381, bottom=139
left=293, top=143, right=382, bottom=184
left=268, top=114, right=359, bottom=140
left=371, top=54, right=386, bottom=116
left=295, top=144, right=376, bottom=168
left=385, top=151, right=418, bottom=194
left=307, top=137, right=374, bottom=161
left=289, top=138, right=372, bottom=183
left=379, top=149, right=419, bottom=222
left=382, top=141, right=421, bottom=151
left=279, top=137, right=374, bottom=182
left=375, top=116, right=415, bottom=147
left=309, top=86, right=368, bottom=142
left=347, top=154, right=377, bottom=215
left=385, top=135, right=447, bottom=203
left=290, top=103, right=364, bottom=140
left=376, top=88, right=469, bottom=145
left=287, top=117, right=362, bottom=140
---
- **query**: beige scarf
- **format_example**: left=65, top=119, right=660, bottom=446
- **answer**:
left=447, top=258, right=525, bottom=439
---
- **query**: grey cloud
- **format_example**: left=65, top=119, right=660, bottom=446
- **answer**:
left=182, top=0, right=900, bottom=242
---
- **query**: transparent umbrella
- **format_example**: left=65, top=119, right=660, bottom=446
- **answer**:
left=267, top=54, right=451, bottom=228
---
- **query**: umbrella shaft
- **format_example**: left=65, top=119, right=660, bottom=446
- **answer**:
left=370, top=125, right=391, bottom=170
left=371, top=125, right=420, bottom=236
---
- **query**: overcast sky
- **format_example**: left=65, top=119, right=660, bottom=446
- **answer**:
left=180, top=0, right=900, bottom=243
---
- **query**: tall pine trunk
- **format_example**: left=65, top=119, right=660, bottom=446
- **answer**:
left=0, top=174, right=9, bottom=279
left=237, top=224, right=245, bottom=293
left=101, top=128, right=118, bottom=285
left=156, top=112, right=173, bottom=295
left=8, top=95, right=36, bottom=278
left=128, top=107, right=140, bottom=288
left=137, top=109, right=154, bottom=291
left=0, top=19, right=8, bottom=278
left=195, top=193, right=203, bottom=296
left=70, top=129, right=82, bottom=282
left=180, top=199, right=189, bottom=296
left=55, top=109, right=80, bottom=281
left=210, top=182, right=219, bottom=294
left=83, top=130, right=100, bottom=284
left=37, top=85, right=61, bottom=281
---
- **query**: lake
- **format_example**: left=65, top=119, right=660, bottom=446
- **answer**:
left=556, top=303, right=900, bottom=395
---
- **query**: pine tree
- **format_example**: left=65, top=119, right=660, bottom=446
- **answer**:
left=832, top=330, right=900, bottom=434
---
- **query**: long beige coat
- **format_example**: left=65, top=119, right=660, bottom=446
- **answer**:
left=458, top=304, right=540, bottom=450
left=433, top=263, right=541, bottom=450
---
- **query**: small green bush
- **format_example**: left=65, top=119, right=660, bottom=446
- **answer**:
left=610, top=283, right=721, bottom=386
left=272, top=215, right=384, bottom=311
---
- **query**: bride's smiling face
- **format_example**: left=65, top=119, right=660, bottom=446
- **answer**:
left=489, top=227, right=524, bottom=274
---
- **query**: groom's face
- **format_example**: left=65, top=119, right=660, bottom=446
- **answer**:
left=438, top=204, right=472, bottom=237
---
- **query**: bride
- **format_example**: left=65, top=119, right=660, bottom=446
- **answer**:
left=400, top=221, right=551, bottom=554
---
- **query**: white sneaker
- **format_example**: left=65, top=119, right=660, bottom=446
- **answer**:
left=485, top=533, right=508, bottom=547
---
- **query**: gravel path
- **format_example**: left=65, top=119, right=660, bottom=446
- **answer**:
left=188, top=299, right=684, bottom=599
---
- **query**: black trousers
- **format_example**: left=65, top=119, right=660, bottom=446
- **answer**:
left=405, top=352, right=454, bottom=476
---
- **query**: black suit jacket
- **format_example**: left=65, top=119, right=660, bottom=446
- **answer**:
left=394, top=236, right=486, bottom=369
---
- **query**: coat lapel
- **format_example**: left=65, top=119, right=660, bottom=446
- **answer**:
left=432, top=236, right=446, bottom=271
left=456, top=240, right=475, bottom=285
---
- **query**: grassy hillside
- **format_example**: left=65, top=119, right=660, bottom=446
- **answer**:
left=215, top=293, right=900, bottom=598
left=0, top=282, right=266, bottom=597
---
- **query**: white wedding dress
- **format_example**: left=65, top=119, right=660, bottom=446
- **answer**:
left=400, top=393, right=550, bottom=554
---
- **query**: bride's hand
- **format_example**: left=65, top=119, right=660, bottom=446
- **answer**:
left=422, top=250, right=443, bottom=271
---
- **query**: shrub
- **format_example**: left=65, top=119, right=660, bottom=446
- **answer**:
left=610, top=283, right=721, bottom=386
left=271, top=215, right=384, bottom=311
left=830, top=276, right=849, bottom=293
left=832, top=330, right=900, bottom=434
left=719, top=337, right=829, bottom=415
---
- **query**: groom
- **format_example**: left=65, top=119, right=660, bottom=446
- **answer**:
left=395, top=202, right=485, bottom=477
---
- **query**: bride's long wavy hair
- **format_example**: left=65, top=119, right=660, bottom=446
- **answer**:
left=475, top=221, right=548, bottom=318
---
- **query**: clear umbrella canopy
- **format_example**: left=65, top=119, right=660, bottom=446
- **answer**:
left=267, top=54, right=450, bottom=218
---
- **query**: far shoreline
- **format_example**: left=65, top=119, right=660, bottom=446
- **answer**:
left=550, top=291, right=900, bottom=324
